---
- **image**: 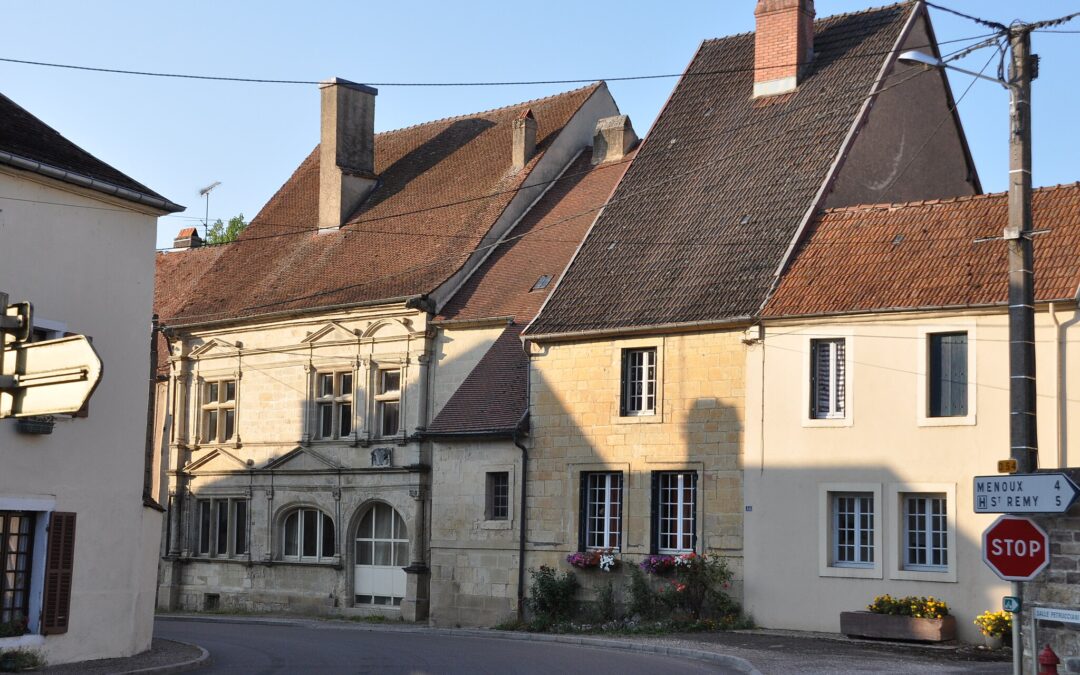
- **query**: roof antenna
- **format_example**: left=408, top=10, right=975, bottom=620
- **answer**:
left=198, top=181, right=222, bottom=239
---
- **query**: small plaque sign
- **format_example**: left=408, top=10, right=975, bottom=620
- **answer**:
left=998, top=459, right=1018, bottom=474
left=1002, top=596, right=1021, bottom=613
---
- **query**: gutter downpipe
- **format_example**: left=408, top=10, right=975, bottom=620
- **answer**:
left=513, top=410, right=529, bottom=621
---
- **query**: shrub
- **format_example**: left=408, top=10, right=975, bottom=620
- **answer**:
left=0, top=615, right=27, bottom=639
left=974, top=610, right=1012, bottom=638
left=596, top=581, right=618, bottom=622
left=628, top=567, right=664, bottom=619
left=630, top=554, right=741, bottom=622
left=0, top=648, right=45, bottom=673
left=867, top=594, right=949, bottom=619
left=527, top=566, right=579, bottom=623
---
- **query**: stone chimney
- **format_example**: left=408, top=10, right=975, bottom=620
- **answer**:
left=319, top=78, right=379, bottom=230
left=753, top=0, right=815, bottom=98
left=173, top=227, right=203, bottom=249
left=591, top=115, right=638, bottom=165
left=512, top=108, right=537, bottom=171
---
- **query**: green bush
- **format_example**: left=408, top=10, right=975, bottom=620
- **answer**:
left=0, top=648, right=45, bottom=673
left=0, top=615, right=27, bottom=639
left=527, top=566, right=579, bottom=623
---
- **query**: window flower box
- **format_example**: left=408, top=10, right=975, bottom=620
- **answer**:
left=15, top=416, right=54, bottom=435
left=840, top=611, right=957, bottom=642
left=566, top=549, right=619, bottom=572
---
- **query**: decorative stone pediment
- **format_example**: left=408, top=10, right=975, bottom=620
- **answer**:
left=183, top=448, right=249, bottom=475
left=302, top=322, right=355, bottom=344
left=263, top=446, right=341, bottom=472
left=189, top=338, right=240, bottom=358
left=361, top=318, right=411, bottom=339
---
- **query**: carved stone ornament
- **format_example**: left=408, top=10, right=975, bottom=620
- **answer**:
left=371, top=447, right=392, bottom=467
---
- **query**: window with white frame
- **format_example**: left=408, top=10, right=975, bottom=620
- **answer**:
left=0, top=511, right=34, bottom=626
left=928, top=332, right=968, bottom=417
left=486, top=472, right=510, bottom=521
left=582, top=472, right=623, bottom=550
left=282, top=508, right=335, bottom=561
left=375, top=368, right=401, bottom=437
left=831, top=493, right=874, bottom=567
left=201, top=379, right=236, bottom=443
left=653, top=471, right=697, bottom=553
left=903, top=493, right=948, bottom=571
left=195, top=497, right=248, bottom=557
left=621, top=348, right=656, bottom=416
left=810, top=338, right=846, bottom=419
left=316, top=371, right=353, bottom=440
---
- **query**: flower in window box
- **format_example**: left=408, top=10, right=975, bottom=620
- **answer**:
left=566, top=551, right=599, bottom=569
left=598, top=551, right=619, bottom=572
left=639, top=554, right=676, bottom=575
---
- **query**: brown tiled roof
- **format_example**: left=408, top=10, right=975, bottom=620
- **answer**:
left=527, top=3, right=914, bottom=336
left=153, top=245, right=227, bottom=374
left=764, top=184, right=1080, bottom=317
left=165, top=85, right=601, bottom=325
left=0, top=91, right=179, bottom=210
left=438, top=148, right=636, bottom=323
left=427, top=325, right=527, bottom=436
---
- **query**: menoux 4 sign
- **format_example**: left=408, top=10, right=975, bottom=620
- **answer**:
left=982, top=515, right=1050, bottom=582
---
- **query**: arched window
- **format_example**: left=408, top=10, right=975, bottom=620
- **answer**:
left=282, top=508, right=335, bottom=561
left=354, top=503, right=408, bottom=606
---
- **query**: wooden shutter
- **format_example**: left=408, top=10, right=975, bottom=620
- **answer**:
left=930, top=333, right=967, bottom=416
left=42, top=512, right=76, bottom=635
left=578, top=473, right=589, bottom=552
left=690, top=472, right=699, bottom=552
left=833, top=341, right=846, bottom=415
left=811, top=341, right=832, bottom=417
left=618, top=352, right=628, bottom=416
left=649, top=472, right=660, bottom=554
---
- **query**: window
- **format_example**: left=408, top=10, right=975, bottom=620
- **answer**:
left=531, top=275, right=552, bottom=291
left=811, top=338, right=846, bottom=419
left=929, top=332, right=967, bottom=417
left=201, top=379, right=236, bottom=443
left=831, top=493, right=874, bottom=567
left=486, top=472, right=510, bottom=521
left=375, top=369, right=401, bottom=437
left=283, top=508, right=335, bottom=561
left=0, top=512, right=35, bottom=625
left=903, top=494, right=948, bottom=571
left=621, top=348, right=656, bottom=416
left=581, top=473, right=623, bottom=550
left=195, top=498, right=248, bottom=557
left=653, top=472, right=697, bottom=553
left=316, top=371, right=353, bottom=440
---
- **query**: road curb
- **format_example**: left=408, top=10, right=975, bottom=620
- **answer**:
left=115, top=640, right=211, bottom=675
left=156, top=615, right=759, bottom=673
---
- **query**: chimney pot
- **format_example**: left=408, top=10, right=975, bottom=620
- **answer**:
left=319, top=77, right=379, bottom=230
left=753, top=0, right=815, bottom=98
left=512, top=108, right=538, bottom=171
left=173, top=227, right=203, bottom=249
left=592, top=115, right=638, bottom=165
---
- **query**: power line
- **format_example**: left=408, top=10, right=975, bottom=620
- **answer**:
left=924, top=1, right=1009, bottom=33
left=0, top=33, right=999, bottom=88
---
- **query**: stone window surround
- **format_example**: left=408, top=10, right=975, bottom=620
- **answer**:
left=916, top=323, right=977, bottom=427
left=818, top=482, right=883, bottom=579
left=610, top=337, right=665, bottom=425
left=280, top=506, right=338, bottom=563
left=0, top=496, right=52, bottom=639
left=482, top=464, right=515, bottom=530
left=801, top=328, right=855, bottom=428
left=191, top=494, right=250, bottom=560
left=193, top=367, right=242, bottom=449
left=888, top=482, right=957, bottom=583
left=314, top=368, right=356, bottom=441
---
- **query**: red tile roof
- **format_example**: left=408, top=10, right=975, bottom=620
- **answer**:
left=153, top=245, right=227, bottom=374
left=527, top=3, right=914, bottom=336
left=163, top=84, right=602, bottom=325
left=764, top=183, right=1080, bottom=317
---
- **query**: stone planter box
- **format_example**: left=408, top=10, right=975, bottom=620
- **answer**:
left=840, top=611, right=957, bottom=642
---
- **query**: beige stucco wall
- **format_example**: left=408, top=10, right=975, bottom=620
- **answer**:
left=525, top=330, right=746, bottom=601
left=744, top=308, right=1080, bottom=642
left=0, top=167, right=164, bottom=664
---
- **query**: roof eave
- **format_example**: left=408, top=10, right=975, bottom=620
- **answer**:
left=0, top=150, right=185, bottom=214
left=421, top=428, right=517, bottom=440
left=762, top=297, right=1080, bottom=323
left=525, top=316, right=755, bottom=344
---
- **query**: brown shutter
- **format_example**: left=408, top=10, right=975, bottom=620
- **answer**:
left=42, top=512, right=76, bottom=635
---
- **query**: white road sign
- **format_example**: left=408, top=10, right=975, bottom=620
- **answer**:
left=0, top=335, right=102, bottom=417
left=974, top=473, right=1080, bottom=514
left=1033, top=607, right=1080, bottom=625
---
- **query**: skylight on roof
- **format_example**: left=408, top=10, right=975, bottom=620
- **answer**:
left=531, top=275, right=552, bottom=292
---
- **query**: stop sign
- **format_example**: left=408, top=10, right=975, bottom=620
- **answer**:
left=982, top=515, right=1050, bottom=581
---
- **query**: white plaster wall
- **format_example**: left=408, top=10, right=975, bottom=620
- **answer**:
left=0, top=167, right=164, bottom=664
left=744, top=308, right=1080, bottom=643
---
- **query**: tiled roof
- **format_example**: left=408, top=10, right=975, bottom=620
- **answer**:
left=527, top=3, right=914, bottom=336
left=438, top=148, right=636, bottom=323
left=764, top=183, right=1080, bottom=317
left=165, top=84, right=602, bottom=325
left=427, top=325, right=527, bottom=436
left=153, top=245, right=227, bottom=374
left=0, top=91, right=180, bottom=211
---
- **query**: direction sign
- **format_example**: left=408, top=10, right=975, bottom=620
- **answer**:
left=974, top=473, right=1080, bottom=514
left=0, top=336, right=102, bottom=417
left=982, top=515, right=1050, bottom=581
left=1002, top=596, right=1021, bottom=613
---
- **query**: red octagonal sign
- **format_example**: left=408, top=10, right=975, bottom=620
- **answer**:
left=982, top=515, right=1050, bottom=581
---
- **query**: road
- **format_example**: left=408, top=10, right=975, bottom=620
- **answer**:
left=155, top=618, right=737, bottom=674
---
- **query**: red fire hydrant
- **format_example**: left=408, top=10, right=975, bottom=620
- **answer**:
left=1039, top=644, right=1061, bottom=675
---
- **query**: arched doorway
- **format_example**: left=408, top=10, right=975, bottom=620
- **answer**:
left=354, top=503, right=408, bottom=606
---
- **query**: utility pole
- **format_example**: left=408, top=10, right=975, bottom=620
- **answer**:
left=1005, top=25, right=1035, bottom=675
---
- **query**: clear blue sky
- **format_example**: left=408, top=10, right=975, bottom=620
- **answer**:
left=1, top=1, right=1077, bottom=249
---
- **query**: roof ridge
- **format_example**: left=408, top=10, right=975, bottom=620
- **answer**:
left=373, top=82, right=603, bottom=137
left=702, top=1, right=914, bottom=44
left=821, top=182, right=1080, bottom=215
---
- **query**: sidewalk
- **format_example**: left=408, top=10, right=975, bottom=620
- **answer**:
left=40, top=638, right=207, bottom=675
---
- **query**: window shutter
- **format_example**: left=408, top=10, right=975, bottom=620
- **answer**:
left=578, top=473, right=588, bottom=552
left=690, top=472, right=699, bottom=552
left=649, top=472, right=660, bottom=555
left=948, top=334, right=968, bottom=416
left=834, top=341, right=846, bottom=415
left=42, top=512, right=76, bottom=635
left=812, top=342, right=831, bottom=417
left=618, top=353, right=628, bottom=416
left=930, top=335, right=944, bottom=415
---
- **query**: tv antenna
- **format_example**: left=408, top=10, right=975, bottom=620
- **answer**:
left=198, top=181, right=222, bottom=238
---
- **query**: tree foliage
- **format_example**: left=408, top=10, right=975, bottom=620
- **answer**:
left=205, top=213, right=247, bottom=245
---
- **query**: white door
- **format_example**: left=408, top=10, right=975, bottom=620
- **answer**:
left=354, top=503, right=408, bottom=606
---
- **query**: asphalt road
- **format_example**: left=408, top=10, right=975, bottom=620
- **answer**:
left=155, top=618, right=738, bottom=674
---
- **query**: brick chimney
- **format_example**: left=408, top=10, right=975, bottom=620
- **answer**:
left=591, top=115, right=638, bottom=165
left=319, top=78, right=379, bottom=230
left=512, top=108, right=537, bottom=171
left=754, top=0, right=815, bottom=98
left=173, top=227, right=202, bottom=249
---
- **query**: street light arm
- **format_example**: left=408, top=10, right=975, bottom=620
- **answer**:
left=896, top=50, right=1016, bottom=89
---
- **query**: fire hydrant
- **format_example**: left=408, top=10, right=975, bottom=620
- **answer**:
left=1040, top=644, right=1061, bottom=675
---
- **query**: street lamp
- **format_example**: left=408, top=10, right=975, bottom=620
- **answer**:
left=897, top=50, right=1016, bottom=89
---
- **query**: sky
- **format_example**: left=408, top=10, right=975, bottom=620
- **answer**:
left=1, top=1, right=1078, bottom=250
